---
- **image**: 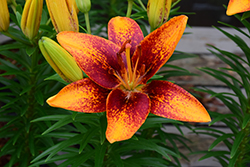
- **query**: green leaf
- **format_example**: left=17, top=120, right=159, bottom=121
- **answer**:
left=199, top=151, right=230, bottom=161
left=218, top=21, right=250, bottom=38
left=8, top=149, right=18, bottom=167
left=20, top=85, right=34, bottom=96
left=208, top=133, right=234, bottom=151
left=110, top=151, right=124, bottom=167
left=31, top=115, right=70, bottom=122
left=150, top=74, right=163, bottom=80
left=124, top=157, right=172, bottom=167
left=19, top=154, right=29, bottom=167
left=26, top=46, right=38, bottom=56
left=168, top=51, right=197, bottom=62
left=34, top=90, right=44, bottom=106
left=71, top=111, right=78, bottom=120
left=140, top=116, right=183, bottom=130
left=79, top=126, right=98, bottom=154
left=209, top=114, right=235, bottom=126
left=42, top=115, right=73, bottom=135
left=242, top=11, right=250, bottom=20
left=71, top=150, right=95, bottom=167
left=29, top=133, right=36, bottom=156
left=39, top=132, right=77, bottom=139
left=214, top=157, right=229, bottom=167
left=29, top=152, right=78, bottom=166
left=228, top=150, right=241, bottom=167
left=100, top=113, right=107, bottom=145
left=95, top=141, right=108, bottom=167
left=235, top=14, right=250, bottom=34
left=0, top=58, right=20, bottom=70
left=31, top=133, right=85, bottom=163
left=1, top=98, right=19, bottom=109
left=16, top=11, right=22, bottom=26
left=119, top=138, right=179, bottom=160
left=40, top=9, right=48, bottom=25
left=242, top=114, right=250, bottom=129
left=72, top=122, right=87, bottom=133
left=12, top=128, right=23, bottom=145
left=45, top=73, right=68, bottom=85
left=230, top=131, right=245, bottom=158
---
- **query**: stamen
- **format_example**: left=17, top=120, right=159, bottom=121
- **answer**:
left=116, top=52, right=125, bottom=74
left=117, top=39, right=131, bottom=55
left=123, top=69, right=130, bottom=90
left=132, top=75, right=141, bottom=90
left=132, top=45, right=141, bottom=83
left=113, top=71, right=129, bottom=89
left=125, top=43, right=133, bottom=82
left=140, top=64, right=146, bottom=76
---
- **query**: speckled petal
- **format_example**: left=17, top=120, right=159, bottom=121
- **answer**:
left=132, top=15, right=188, bottom=84
left=47, top=78, right=110, bottom=112
left=143, top=80, right=211, bottom=122
left=57, top=31, right=121, bottom=89
left=106, top=88, right=150, bottom=143
left=226, top=0, right=250, bottom=16
left=108, top=16, right=144, bottom=55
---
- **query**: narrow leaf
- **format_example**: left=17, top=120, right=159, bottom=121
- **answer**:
left=230, top=131, right=245, bottom=158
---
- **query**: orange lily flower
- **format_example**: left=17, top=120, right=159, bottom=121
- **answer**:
left=47, top=15, right=211, bottom=143
left=226, top=0, right=250, bottom=16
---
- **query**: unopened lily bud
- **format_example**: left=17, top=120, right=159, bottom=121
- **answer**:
left=21, top=0, right=43, bottom=40
left=147, top=0, right=172, bottom=30
left=67, top=0, right=79, bottom=14
left=39, top=37, right=83, bottom=83
left=76, top=0, right=91, bottom=13
left=0, top=0, right=10, bottom=32
left=46, top=0, right=79, bottom=33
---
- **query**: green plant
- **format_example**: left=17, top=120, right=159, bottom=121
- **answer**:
left=193, top=12, right=250, bottom=167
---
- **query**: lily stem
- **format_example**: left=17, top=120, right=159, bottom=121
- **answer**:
left=126, top=0, right=133, bottom=18
left=84, top=12, right=91, bottom=34
left=24, top=47, right=39, bottom=165
left=137, top=0, right=146, bottom=11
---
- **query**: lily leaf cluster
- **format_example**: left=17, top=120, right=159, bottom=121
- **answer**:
left=194, top=9, right=250, bottom=167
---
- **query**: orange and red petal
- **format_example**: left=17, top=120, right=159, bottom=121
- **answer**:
left=143, top=80, right=211, bottom=122
left=47, top=78, right=110, bottom=113
left=108, top=16, right=144, bottom=55
left=106, top=88, right=150, bottom=143
left=57, top=31, right=121, bottom=89
left=226, top=0, right=250, bottom=16
left=132, top=15, right=188, bottom=84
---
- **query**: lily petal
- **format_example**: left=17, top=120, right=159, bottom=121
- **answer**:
left=226, top=0, right=250, bottom=16
left=132, top=15, right=188, bottom=84
left=108, top=16, right=144, bottom=55
left=47, top=78, right=110, bottom=112
left=143, top=80, right=211, bottom=122
left=106, top=88, right=150, bottom=143
left=57, top=31, right=121, bottom=89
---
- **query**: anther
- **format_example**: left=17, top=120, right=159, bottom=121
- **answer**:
left=117, top=39, right=131, bottom=55
left=140, top=64, right=146, bottom=76
left=108, top=67, right=115, bottom=75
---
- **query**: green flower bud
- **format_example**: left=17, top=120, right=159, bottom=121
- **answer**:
left=21, top=0, right=43, bottom=40
left=0, top=0, right=10, bottom=32
left=147, top=0, right=172, bottom=30
left=76, top=0, right=91, bottom=13
left=46, top=0, right=79, bottom=33
left=39, top=37, right=83, bottom=83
